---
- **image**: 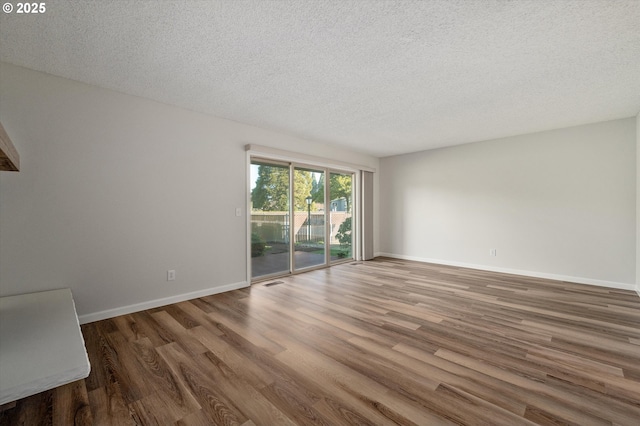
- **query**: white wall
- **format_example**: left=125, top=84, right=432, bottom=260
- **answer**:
left=0, top=62, right=379, bottom=321
left=636, top=112, right=640, bottom=294
left=379, top=118, right=636, bottom=289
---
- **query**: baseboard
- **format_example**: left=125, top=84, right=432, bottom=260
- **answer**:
left=78, top=281, right=249, bottom=324
left=374, top=252, right=636, bottom=292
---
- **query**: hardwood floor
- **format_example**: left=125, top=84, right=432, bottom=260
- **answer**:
left=2, top=257, right=639, bottom=425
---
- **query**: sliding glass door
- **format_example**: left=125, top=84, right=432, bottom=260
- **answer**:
left=329, top=172, right=353, bottom=262
left=251, top=159, right=354, bottom=280
left=293, top=166, right=325, bottom=271
left=250, top=161, right=290, bottom=279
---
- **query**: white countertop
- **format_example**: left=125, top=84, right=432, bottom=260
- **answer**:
left=0, top=288, right=91, bottom=405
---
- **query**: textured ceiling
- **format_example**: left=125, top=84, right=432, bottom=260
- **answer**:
left=1, top=0, right=639, bottom=157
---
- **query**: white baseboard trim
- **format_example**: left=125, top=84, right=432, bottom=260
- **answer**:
left=78, top=281, right=249, bottom=324
left=374, top=252, right=636, bottom=292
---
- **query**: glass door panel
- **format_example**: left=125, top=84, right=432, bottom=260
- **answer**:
left=329, top=172, right=354, bottom=262
left=250, top=161, right=354, bottom=280
left=250, top=161, right=290, bottom=279
left=293, top=167, right=325, bottom=270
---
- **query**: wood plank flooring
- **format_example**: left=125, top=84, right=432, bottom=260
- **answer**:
left=2, top=257, right=639, bottom=425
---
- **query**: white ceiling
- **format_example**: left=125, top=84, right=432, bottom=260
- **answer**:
left=1, top=1, right=639, bottom=157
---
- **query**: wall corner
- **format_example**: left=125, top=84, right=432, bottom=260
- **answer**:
left=636, top=112, right=640, bottom=295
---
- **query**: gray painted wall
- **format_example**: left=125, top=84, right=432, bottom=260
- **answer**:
left=637, top=112, right=640, bottom=294
left=0, top=62, right=379, bottom=320
left=379, top=118, right=636, bottom=288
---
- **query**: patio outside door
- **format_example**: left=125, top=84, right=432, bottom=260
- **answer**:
left=293, top=166, right=325, bottom=271
left=250, top=159, right=353, bottom=280
left=250, top=161, right=290, bottom=279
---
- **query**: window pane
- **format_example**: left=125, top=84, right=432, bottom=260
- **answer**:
left=329, top=172, right=353, bottom=262
left=293, top=167, right=325, bottom=270
left=250, top=162, right=290, bottom=278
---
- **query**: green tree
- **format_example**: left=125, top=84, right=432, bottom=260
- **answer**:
left=311, top=173, right=324, bottom=202
left=318, top=173, right=352, bottom=212
left=251, top=165, right=314, bottom=211
left=336, top=217, right=352, bottom=247
left=251, top=165, right=289, bottom=211
left=311, top=174, right=319, bottom=197
left=293, top=169, right=313, bottom=210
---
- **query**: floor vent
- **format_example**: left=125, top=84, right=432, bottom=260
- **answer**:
left=350, top=262, right=361, bottom=266
left=264, top=281, right=285, bottom=287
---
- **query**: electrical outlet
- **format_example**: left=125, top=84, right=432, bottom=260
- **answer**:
left=167, top=270, right=176, bottom=281
left=235, top=207, right=242, bottom=217
left=490, top=249, right=497, bottom=257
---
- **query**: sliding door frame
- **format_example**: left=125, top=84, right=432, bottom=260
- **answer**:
left=291, top=163, right=326, bottom=273
left=247, top=149, right=365, bottom=283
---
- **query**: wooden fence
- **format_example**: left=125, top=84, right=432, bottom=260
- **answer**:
left=251, top=211, right=350, bottom=245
